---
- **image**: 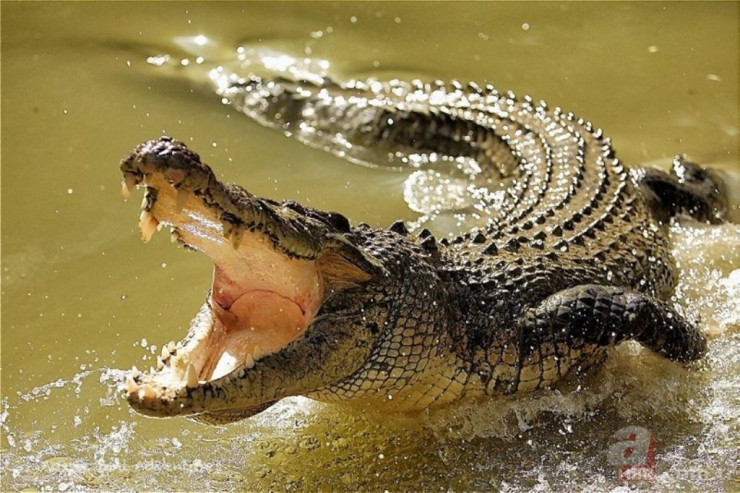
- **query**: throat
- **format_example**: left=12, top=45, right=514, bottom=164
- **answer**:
left=202, top=289, right=318, bottom=381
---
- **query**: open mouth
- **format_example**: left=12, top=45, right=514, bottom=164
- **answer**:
left=120, top=138, right=331, bottom=418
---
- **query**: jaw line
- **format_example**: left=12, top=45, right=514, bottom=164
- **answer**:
left=124, top=300, right=268, bottom=418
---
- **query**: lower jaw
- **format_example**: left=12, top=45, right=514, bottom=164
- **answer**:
left=125, top=302, right=216, bottom=413
left=124, top=303, right=292, bottom=418
left=188, top=401, right=278, bottom=424
left=125, top=283, right=316, bottom=417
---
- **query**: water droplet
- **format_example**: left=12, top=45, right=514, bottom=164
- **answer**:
left=146, top=54, right=170, bottom=67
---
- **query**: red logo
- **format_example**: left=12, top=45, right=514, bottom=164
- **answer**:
left=607, top=426, right=656, bottom=482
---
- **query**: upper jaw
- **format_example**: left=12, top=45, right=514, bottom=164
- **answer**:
left=120, top=136, right=321, bottom=259
left=120, top=137, right=383, bottom=273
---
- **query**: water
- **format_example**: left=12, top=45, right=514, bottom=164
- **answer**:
left=1, top=2, right=738, bottom=491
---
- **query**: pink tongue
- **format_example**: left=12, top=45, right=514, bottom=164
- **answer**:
left=206, top=290, right=310, bottom=380
left=227, top=290, right=307, bottom=339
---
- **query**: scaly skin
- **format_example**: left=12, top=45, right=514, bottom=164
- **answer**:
left=120, top=76, right=725, bottom=424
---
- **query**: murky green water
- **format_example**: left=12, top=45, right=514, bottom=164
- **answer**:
left=2, top=2, right=738, bottom=491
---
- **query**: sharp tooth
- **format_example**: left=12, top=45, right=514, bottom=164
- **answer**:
left=161, top=346, right=170, bottom=360
left=167, top=341, right=176, bottom=354
left=121, top=174, right=137, bottom=199
left=170, top=229, right=181, bottom=243
left=230, top=226, right=245, bottom=249
left=171, top=353, right=188, bottom=371
left=221, top=219, right=234, bottom=239
left=125, top=375, right=138, bottom=393
left=139, top=211, right=159, bottom=243
left=140, top=385, right=156, bottom=400
left=131, top=365, right=140, bottom=378
left=245, top=354, right=255, bottom=369
left=186, top=363, right=199, bottom=388
left=156, top=357, right=165, bottom=370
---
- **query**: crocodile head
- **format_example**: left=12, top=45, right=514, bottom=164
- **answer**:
left=120, top=137, right=390, bottom=424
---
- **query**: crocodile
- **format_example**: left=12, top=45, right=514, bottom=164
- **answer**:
left=121, top=76, right=727, bottom=424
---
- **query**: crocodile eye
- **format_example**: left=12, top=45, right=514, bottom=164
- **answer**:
left=326, top=212, right=351, bottom=233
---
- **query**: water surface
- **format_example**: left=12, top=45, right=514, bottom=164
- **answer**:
left=2, top=2, right=738, bottom=491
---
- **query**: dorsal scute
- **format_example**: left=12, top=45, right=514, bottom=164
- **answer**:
left=389, top=220, right=409, bottom=235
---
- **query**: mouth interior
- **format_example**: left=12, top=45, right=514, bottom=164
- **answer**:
left=205, top=263, right=320, bottom=381
left=127, top=172, right=323, bottom=396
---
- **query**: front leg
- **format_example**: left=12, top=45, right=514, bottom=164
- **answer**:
left=512, top=284, right=707, bottom=392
